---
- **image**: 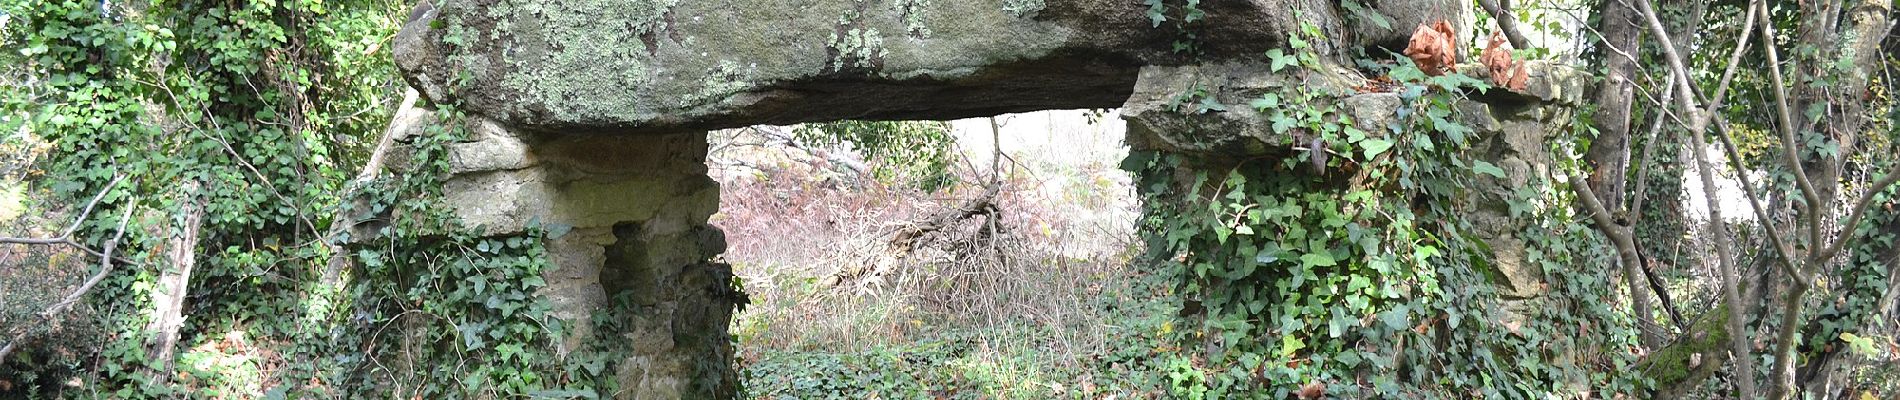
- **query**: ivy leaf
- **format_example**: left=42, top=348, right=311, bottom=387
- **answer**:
left=1360, top=139, right=1394, bottom=159
left=1279, top=334, right=1306, bottom=357
left=1250, top=93, right=1281, bottom=110
left=1471, top=160, right=1507, bottom=178
left=1428, top=73, right=1490, bottom=92
left=1255, top=246, right=1280, bottom=264
left=1841, top=332, right=1879, bottom=356
left=1270, top=114, right=1298, bottom=134
left=496, top=343, right=524, bottom=361
left=1268, top=48, right=1297, bottom=72
left=1144, top=0, right=1168, bottom=27
left=1352, top=1, right=1393, bottom=31
left=1197, top=96, right=1228, bottom=114
left=1329, top=307, right=1350, bottom=338
left=1379, top=307, right=1410, bottom=330
left=1301, top=252, right=1336, bottom=267
left=1347, top=275, right=1371, bottom=293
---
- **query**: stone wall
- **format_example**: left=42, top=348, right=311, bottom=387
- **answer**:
left=387, top=61, right=1585, bottom=400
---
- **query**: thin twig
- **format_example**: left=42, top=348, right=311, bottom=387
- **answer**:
left=1813, top=172, right=1900, bottom=264
left=1712, top=118, right=1803, bottom=278
left=1626, top=73, right=1675, bottom=228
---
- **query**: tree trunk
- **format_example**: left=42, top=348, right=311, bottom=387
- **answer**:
left=1586, top=0, right=1660, bottom=348
left=144, top=181, right=203, bottom=384
left=1766, top=0, right=1891, bottom=395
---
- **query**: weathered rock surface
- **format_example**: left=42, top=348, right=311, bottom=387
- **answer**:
left=393, top=0, right=1472, bottom=134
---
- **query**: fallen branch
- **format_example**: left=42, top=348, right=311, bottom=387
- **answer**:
left=0, top=175, right=132, bottom=265
left=143, top=181, right=204, bottom=384
left=826, top=183, right=1003, bottom=289
left=886, top=183, right=1002, bottom=253
left=0, top=178, right=136, bottom=363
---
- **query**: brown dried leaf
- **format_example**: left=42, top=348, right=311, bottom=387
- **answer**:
left=1297, top=381, right=1327, bottom=399
left=1480, top=30, right=1531, bottom=91
left=1402, top=20, right=1458, bottom=76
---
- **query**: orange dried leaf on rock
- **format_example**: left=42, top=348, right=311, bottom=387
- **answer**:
left=1507, top=63, right=1529, bottom=90
left=1480, top=31, right=1530, bottom=91
left=1403, top=20, right=1458, bottom=76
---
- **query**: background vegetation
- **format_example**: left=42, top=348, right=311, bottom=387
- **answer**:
left=0, top=0, right=1895, bottom=398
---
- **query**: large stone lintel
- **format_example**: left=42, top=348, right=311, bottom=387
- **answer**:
left=392, top=0, right=1474, bottom=134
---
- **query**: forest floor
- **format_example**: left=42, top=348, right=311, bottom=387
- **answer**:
left=711, top=111, right=1175, bottom=399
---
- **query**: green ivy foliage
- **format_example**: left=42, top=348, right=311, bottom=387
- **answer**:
left=1799, top=182, right=1898, bottom=370
left=325, top=108, right=614, bottom=398
left=1142, top=0, right=1204, bottom=55
left=794, top=120, right=959, bottom=191
left=0, top=0, right=617, bottom=397
left=1117, top=27, right=1649, bottom=398
left=2, top=0, right=397, bottom=395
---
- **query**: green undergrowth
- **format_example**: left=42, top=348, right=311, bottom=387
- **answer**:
left=744, top=330, right=1064, bottom=400
left=0, top=0, right=630, bottom=395
left=741, top=310, right=1181, bottom=400
left=1119, top=12, right=1651, bottom=398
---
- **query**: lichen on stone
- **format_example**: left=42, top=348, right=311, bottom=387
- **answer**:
left=1001, top=0, right=1044, bottom=19
left=683, top=60, right=756, bottom=108
left=487, top=0, right=680, bottom=123
left=893, top=0, right=931, bottom=39
left=827, top=7, right=886, bottom=73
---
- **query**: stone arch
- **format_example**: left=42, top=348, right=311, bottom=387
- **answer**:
left=385, top=0, right=1580, bottom=397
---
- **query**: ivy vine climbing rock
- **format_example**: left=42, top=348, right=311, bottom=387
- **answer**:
left=1120, top=55, right=1628, bottom=397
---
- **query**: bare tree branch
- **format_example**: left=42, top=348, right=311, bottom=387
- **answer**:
left=0, top=190, right=137, bottom=363
left=0, top=174, right=136, bottom=266
left=1572, top=171, right=1686, bottom=329
left=1712, top=119, right=1804, bottom=279
left=1814, top=172, right=1900, bottom=265
left=1626, top=73, right=1674, bottom=223
left=1629, top=0, right=1767, bottom=395
left=1751, top=4, right=1828, bottom=258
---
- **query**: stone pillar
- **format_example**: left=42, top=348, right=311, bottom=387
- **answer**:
left=438, top=117, right=742, bottom=398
